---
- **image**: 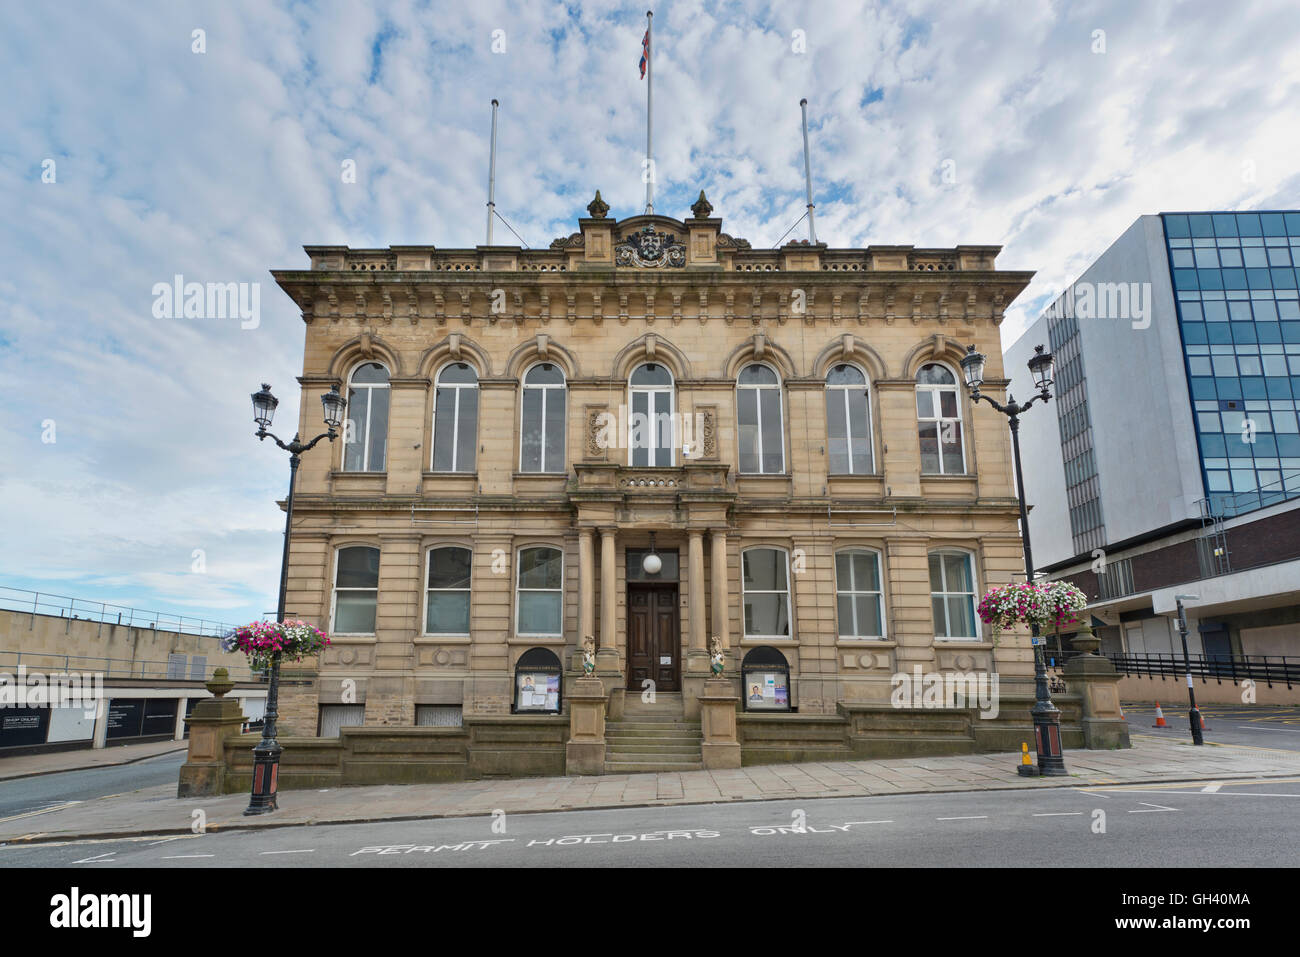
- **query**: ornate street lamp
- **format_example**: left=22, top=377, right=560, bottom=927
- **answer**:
left=961, top=344, right=1067, bottom=777
left=243, top=382, right=343, bottom=815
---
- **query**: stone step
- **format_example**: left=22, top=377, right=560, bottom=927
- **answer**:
left=605, top=742, right=703, bottom=755
left=605, top=724, right=701, bottom=735
left=604, top=759, right=705, bottom=773
left=606, top=720, right=699, bottom=729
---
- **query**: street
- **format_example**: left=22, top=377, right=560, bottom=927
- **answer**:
left=4, top=777, right=1298, bottom=868
left=1122, top=704, right=1300, bottom=750
left=0, top=751, right=185, bottom=820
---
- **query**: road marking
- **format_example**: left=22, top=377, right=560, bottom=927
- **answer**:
left=1201, top=783, right=1222, bottom=793
left=0, top=801, right=82, bottom=824
left=843, top=820, right=893, bottom=825
left=1032, top=812, right=1084, bottom=817
left=161, top=854, right=214, bottom=859
left=936, top=816, right=987, bottom=821
left=71, top=852, right=115, bottom=864
left=260, top=849, right=315, bottom=855
left=1130, top=802, right=1178, bottom=812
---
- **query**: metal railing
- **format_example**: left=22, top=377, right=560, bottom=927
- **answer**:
left=0, top=650, right=266, bottom=683
left=1082, top=651, right=1300, bottom=690
left=0, top=585, right=239, bottom=638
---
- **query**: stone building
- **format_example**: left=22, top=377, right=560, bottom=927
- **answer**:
left=269, top=191, right=1040, bottom=752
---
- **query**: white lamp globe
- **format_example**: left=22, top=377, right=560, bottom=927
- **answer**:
left=642, top=552, right=663, bottom=575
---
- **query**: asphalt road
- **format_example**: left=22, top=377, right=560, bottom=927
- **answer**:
left=0, top=751, right=185, bottom=819
left=1122, top=704, right=1300, bottom=750
left=4, top=777, right=1298, bottom=868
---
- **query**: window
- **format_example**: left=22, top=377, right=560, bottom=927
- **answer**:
left=332, top=545, right=380, bottom=634
left=432, top=363, right=478, bottom=472
left=343, top=362, right=390, bottom=472
left=916, top=363, right=965, bottom=474
left=835, top=549, right=884, bottom=638
left=516, top=546, right=563, bottom=635
left=425, top=546, right=472, bottom=634
left=737, top=364, right=785, bottom=473
left=929, top=550, right=977, bottom=639
left=826, top=363, right=873, bottom=474
left=520, top=363, right=566, bottom=473
left=628, top=362, right=674, bottom=466
left=742, top=547, right=791, bottom=638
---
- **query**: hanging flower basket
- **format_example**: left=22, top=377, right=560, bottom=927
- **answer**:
left=977, top=581, right=1049, bottom=640
left=220, top=619, right=330, bottom=672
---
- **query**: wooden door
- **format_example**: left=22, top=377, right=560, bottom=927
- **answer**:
left=626, top=585, right=680, bottom=691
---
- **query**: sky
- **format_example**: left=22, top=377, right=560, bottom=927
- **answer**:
left=2, top=0, right=1298, bottom=628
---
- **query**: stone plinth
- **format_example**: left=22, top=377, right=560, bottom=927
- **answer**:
left=178, top=669, right=247, bottom=797
left=1063, top=652, right=1131, bottom=750
left=566, top=676, right=609, bottom=775
left=698, top=678, right=741, bottom=769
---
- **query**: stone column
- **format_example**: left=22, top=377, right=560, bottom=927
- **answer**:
left=597, top=527, right=619, bottom=663
left=577, top=528, right=595, bottom=670
left=178, top=669, right=248, bottom=797
left=688, top=530, right=707, bottom=652
left=710, top=529, right=729, bottom=649
left=698, top=678, right=742, bottom=769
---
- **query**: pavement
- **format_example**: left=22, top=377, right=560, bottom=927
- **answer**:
left=0, top=739, right=187, bottom=782
left=2, top=732, right=1297, bottom=846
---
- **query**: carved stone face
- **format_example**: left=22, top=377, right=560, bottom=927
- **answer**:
left=641, top=232, right=663, bottom=258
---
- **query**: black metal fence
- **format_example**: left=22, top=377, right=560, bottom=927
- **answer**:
left=1092, top=651, right=1299, bottom=689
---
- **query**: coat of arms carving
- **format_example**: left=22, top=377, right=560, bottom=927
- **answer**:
left=616, top=225, right=686, bottom=268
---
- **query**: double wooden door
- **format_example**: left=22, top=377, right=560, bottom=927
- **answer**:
left=626, top=585, right=680, bottom=692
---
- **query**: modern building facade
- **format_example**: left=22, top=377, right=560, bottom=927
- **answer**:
left=269, top=192, right=1043, bottom=741
left=1007, top=211, right=1300, bottom=667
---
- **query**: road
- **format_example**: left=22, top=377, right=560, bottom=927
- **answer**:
left=4, top=777, right=1298, bottom=868
left=0, top=751, right=185, bottom=819
left=1122, top=703, right=1300, bottom=750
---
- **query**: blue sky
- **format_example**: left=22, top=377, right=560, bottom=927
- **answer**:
left=2, top=0, right=1298, bottom=626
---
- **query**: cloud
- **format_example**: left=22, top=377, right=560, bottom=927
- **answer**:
left=2, top=0, right=1298, bottom=623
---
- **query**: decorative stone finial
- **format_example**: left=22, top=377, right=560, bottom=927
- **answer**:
left=206, top=667, right=235, bottom=698
left=690, top=189, right=713, bottom=219
left=587, top=190, right=610, bottom=219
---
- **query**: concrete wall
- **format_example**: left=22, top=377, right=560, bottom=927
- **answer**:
left=1007, top=215, right=1206, bottom=570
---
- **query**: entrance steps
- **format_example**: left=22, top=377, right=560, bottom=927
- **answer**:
left=605, top=693, right=704, bottom=773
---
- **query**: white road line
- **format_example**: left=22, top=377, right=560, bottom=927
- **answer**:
left=843, top=820, right=893, bottom=825
left=72, top=852, right=115, bottom=864
left=1201, top=783, right=1223, bottom=793
left=1032, top=812, right=1084, bottom=817
left=1130, top=803, right=1178, bottom=812
left=260, top=849, right=315, bottom=855
left=0, top=801, right=82, bottom=825
left=936, top=816, right=988, bottom=821
left=161, top=854, right=214, bottom=859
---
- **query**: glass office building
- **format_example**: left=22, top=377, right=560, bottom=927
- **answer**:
left=1164, top=211, right=1300, bottom=517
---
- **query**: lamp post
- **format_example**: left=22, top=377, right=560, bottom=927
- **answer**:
left=1174, top=594, right=1205, bottom=745
left=961, top=343, right=1067, bottom=777
left=243, top=382, right=346, bottom=815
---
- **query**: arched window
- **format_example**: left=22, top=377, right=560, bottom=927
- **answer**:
left=826, top=363, right=873, bottom=474
left=916, top=363, right=965, bottom=474
left=520, top=363, right=566, bottom=473
left=742, top=547, right=791, bottom=638
left=343, top=362, right=390, bottom=472
left=628, top=362, right=675, bottom=466
left=737, top=364, right=784, bottom=474
left=929, top=549, right=977, bottom=639
left=425, top=546, right=472, bottom=634
left=332, top=545, right=380, bottom=634
left=432, top=362, right=478, bottom=472
left=516, top=545, right=563, bottom=636
left=835, top=548, right=884, bottom=638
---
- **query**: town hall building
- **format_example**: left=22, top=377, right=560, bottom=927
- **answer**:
left=263, top=191, right=1076, bottom=774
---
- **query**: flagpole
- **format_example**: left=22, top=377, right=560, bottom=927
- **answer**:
left=645, top=10, right=653, bottom=215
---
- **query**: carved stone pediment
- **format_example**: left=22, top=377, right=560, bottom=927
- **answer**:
left=615, top=225, right=686, bottom=268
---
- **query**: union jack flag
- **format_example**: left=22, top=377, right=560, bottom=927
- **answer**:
left=639, top=28, right=649, bottom=78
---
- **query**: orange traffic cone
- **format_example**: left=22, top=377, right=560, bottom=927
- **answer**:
left=1153, top=703, right=1168, bottom=728
left=1199, top=711, right=1210, bottom=732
